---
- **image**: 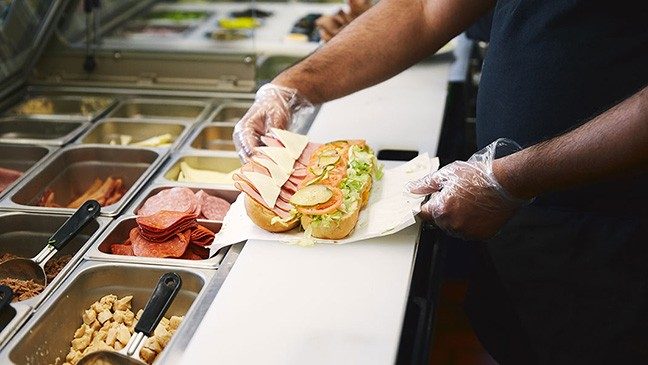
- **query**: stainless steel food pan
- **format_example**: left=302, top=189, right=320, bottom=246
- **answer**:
left=0, top=144, right=57, bottom=201
left=185, top=123, right=236, bottom=152
left=2, top=95, right=116, bottom=121
left=4, top=146, right=164, bottom=217
left=85, top=216, right=227, bottom=269
left=4, top=261, right=214, bottom=365
left=209, top=102, right=252, bottom=123
left=0, top=212, right=110, bottom=309
left=125, top=183, right=239, bottom=217
left=157, top=153, right=240, bottom=188
left=107, top=98, right=211, bottom=122
left=0, top=302, right=31, bottom=351
left=77, top=119, right=192, bottom=150
left=0, top=118, right=89, bottom=146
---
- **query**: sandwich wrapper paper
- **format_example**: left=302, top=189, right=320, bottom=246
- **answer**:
left=210, top=154, right=439, bottom=252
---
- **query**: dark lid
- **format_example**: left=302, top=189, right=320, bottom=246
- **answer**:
left=0, top=0, right=67, bottom=99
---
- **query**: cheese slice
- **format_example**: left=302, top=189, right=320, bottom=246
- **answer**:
left=243, top=171, right=280, bottom=207
left=271, top=128, right=309, bottom=159
left=256, top=146, right=295, bottom=174
left=252, top=156, right=290, bottom=187
left=178, top=162, right=237, bottom=184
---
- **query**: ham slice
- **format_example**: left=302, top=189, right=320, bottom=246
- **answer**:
left=298, top=142, right=321, bottom=165
left=260, top=136, right=284, bottom=148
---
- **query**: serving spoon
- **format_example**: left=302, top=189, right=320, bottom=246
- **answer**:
left=77, top=272, right=182, bottom=365
left=0, top=200, right=100, bottom=287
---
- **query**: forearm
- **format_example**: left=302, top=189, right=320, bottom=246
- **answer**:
left=275, top=0, right=494, bottom=104
left=494, top=85, right=648, bottom=200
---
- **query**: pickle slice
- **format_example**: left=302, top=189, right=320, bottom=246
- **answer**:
left=290, top=185, right=333, bottom=206
left=317, top=154, right=340, bottom=167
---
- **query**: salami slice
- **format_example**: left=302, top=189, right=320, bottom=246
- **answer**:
left=138, top=187, right=197, bottom=216
left=200, top=195, right=231, bottom=221
left=131, top=229, right=190, bottom=258
left=193, top=190, right=208, bottom=217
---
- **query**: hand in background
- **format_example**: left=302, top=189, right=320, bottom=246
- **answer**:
left=316, top=0, right=372, bottom=42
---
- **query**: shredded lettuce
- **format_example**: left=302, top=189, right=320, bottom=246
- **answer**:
left=270, top=208, right=299, bottom=225
left=307, top=144, right=382, bottom=228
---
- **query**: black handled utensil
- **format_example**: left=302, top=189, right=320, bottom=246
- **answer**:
left=0, top=200, right=101, bottom=287
left=0, top=285, right=14, bottom=333
left=77, top=272, right=182, bottom=365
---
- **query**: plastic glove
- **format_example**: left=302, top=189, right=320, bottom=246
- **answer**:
left=233, top=83, right=314, bottom=162
left=407, top=138, right=533, bottom=240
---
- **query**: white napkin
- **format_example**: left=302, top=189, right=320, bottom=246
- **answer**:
left=210, top=154, right=439, bottom=252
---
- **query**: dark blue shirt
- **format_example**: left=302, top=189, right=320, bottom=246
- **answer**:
left=476, top=0, right=648, bottom=211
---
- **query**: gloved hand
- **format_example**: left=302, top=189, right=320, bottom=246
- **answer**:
left=233, top=83, right=314, bottom=162
left=407, top=138, right=533, bottom=240
left=316, top=0, right=372, bottom=42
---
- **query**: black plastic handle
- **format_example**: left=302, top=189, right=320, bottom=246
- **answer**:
left=48, top=200, right=101, bottom=250
left=0, top=286, right=12, bottom=311
left=135, top=272, right=182, bottom=336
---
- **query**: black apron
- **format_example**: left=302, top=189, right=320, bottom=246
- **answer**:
left=466, top=206, right=648, bottom=364
left=468, top=0, right=648, bottom=362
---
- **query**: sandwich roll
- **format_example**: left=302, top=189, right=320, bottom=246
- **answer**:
left=234, top=131, right=382, bottom=241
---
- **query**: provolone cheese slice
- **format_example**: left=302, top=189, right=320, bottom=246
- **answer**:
left=256, top=146, right=295, bottom=174
left=243, top=171, right=280, bottom=207
left=271, top=128, right=309, bottom=159
left=179, top=162, right=237, bottom=184
left=252, top=156, right=290, bottom=187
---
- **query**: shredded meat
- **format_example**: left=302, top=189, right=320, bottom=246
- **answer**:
left=0, top=253, right=72, bottom=301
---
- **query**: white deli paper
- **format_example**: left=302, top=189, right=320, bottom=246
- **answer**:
left=210, top=154, right=439, bottom=252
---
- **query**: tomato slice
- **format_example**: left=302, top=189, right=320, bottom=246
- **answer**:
left=297, top=187, right=343, bottom=215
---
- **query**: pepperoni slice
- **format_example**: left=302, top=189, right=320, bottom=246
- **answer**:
left=131, top=229, right=190, bottom=258
left=296, top=187, right=343, bottom=215
left=110, top=243, right=134, bottom=256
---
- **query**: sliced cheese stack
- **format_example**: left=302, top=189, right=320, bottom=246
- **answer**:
left=233, top=129, right=320, bottom=219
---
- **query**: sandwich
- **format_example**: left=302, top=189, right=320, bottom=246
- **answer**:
left=233, top=129, right=382, bottom=240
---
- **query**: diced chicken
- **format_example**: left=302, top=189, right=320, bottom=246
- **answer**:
left=82, top=309, right=96, bottom=325
left=169, top=316, right=183, bottom=330
left=113, top=295, right=133, bottom=311
left=144, top=336, right=162, bottom=353
left=139, top=347, right=157, bottom=364
left=71, top=334, right=91, bottom=351
left=97, top=309, right=112, bottom=324
left=114, top=341, right=124, bottom=351
left=105, top=327, right=117, bottom=347
left=123, top=310, right=135, bottom=326
left=116, top=323, right=131, bottom=345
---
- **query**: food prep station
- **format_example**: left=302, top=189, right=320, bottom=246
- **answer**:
left=0, top=0, right=451, bottom=364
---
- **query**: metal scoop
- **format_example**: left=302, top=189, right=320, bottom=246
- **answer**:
left=77, top=272, right=182, bottom=365
left=0, top=200, right=100, bottom=287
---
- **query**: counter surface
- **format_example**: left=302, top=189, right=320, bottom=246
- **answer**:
left=180, top=60, right=451, bottom=364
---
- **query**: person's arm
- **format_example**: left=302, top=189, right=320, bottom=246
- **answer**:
left=408, top=85, right=648, bottom=240
left=493, top=85, right=648, bottom=200
left=233, top=0, right=495, bottom=161
left=276, top=0, right=495, bottom=104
